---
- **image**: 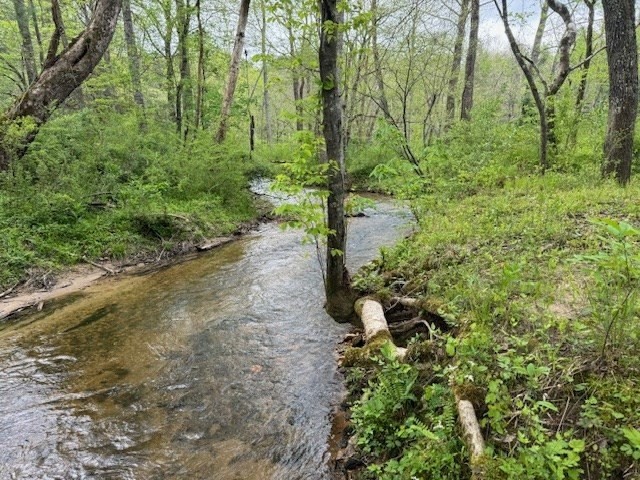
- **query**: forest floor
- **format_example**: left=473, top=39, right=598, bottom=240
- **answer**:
left=333, top=173, right=640, bottom=479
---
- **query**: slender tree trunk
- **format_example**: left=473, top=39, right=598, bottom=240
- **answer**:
left=531, top=2, right=549, bottom=65
left=162, top=0, right=176, bottom=124
left=601, top=0, right=638, bottom=185
left=260, top=0, right=272, bottom=143
left=288, top=24, right=304, bottom=132
left=320, top=0, right=353, bottom=321
left=445, top=0, right=469, bottom=125
left=545, top=0, right=577, bottom=150
left=568, top=0, right=595, bottom=148
left=28, top=0, right=44, bottom=67
left=122, top=0, right=145, bottom=112
left=216, top=0, right=251, bottom=143
left=460, top=0, right=479, bottom=121
left=0, top=0, right=122, bottom=170
left=371, top=0, right=390, bottom=118
left=194, top=0, right=205, bottom=130
left=12, top=0, right=38, bottom=84
left=496, top=0, right=548, bottom=171
left=176, top=0, right=193, bottom=140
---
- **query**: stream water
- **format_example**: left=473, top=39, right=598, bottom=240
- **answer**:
left=0, top=195, right=410, bottom=480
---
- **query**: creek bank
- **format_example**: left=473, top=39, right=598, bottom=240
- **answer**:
left=0, top=206, right=274, bottom=322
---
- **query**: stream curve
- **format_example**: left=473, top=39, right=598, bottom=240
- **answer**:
left=0, top=196, right=410, bottom=480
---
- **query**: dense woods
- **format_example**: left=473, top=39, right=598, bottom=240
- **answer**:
left=1, top=0, right=640, bottom=478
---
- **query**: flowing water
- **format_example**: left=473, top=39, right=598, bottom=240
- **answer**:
left=0, top=196, right=410, bottom=480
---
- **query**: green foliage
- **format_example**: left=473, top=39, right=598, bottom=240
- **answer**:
left=0, top=110, right=259, bottom=288
left=351, top=343, right=464, bottom=479
left=574, top=219, right=640, bottom=358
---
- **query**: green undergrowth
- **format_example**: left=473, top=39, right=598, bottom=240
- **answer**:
left=347, top=170, right=640, bottom=478
left=0, top=109, right=271, bottom=290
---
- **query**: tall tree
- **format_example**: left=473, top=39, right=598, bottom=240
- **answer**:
left=601, top=0, right=638, bottom=185
left=194, top=0, right=205, bottom=130
left=445, top=0, right=470, bottom=125
left=122, top=0, right=145, bottom=110
left=216, top=0, right=251, bottom=143
left=460, top=0, right=479, bottom=120
left=260, top=0, right=272, bottom=143
left=12, top=0, right=38, bottom=84
left=175, top=0, right=193, bottom=139
left=0, top=0, right=123, bottom=170
left=320, top=0, right=353, bottom=320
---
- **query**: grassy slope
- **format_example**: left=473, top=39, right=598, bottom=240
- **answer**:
left=344, top=140, right=640, bottom=477
left=0, top=110, right=272, bottom=290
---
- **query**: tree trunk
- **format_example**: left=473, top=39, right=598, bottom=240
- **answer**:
left=320, top=0, right=353, bottom=321
left=12, top=0, right=38, bottom=85
left=445, top=0, right=469, bottom=125
left=601, top=0, right=638, bottom=185
left=122, top=0, right=145, bottom=111
left=162, top=0, right=177, bottom=123
left=194, top=0, right=205, bottom=130
left=260, top=0, right=272, bottom=143
left=496, top=0, right=548, bottom=171
left=371, top=0, right=390, bottom=119
left=531, top=2, right=549, bottom=65
left=28, top=0, right=44, bottom=67
left=0, top=0, right=123, bottom=170
left=460, top=0, right=479, bottom=121
left=568, top=0, right=595, bottom=148
left=545, top=0, right=576, bottom=150
left=216, top=0, right=251, bottom=143
left=176, top=0, right=193, bottom=140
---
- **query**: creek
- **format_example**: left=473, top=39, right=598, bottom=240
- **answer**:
left=0, top=193, right=410, bottom=480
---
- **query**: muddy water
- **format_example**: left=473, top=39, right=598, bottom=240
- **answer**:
left=0, top=199, right=410, bottom=480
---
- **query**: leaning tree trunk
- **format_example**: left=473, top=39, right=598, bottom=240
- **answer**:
left=320, top=0, right=353, bottom=321
left=601, top=0, right=638, bottom=185
left=445, top=0, right=469, bottom=126
left=497, top=0, right=548, bottom=171
left=216, top=0, right=251, bottom=143
left=12, top=0, right=38, bottom=85
left=122, top=0, right=145, bottom=111
left=260, top=0, right=272, bottom=143
left=460, top=0, right=479, bottom=121
left=0, top=0, right=122, bottom=171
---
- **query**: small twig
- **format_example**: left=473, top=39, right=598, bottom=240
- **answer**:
left=556, top=396, right=572, bottom=434
left=0, top=281, right=20, bottom=300
left=82, top=257, right=117, bottom=275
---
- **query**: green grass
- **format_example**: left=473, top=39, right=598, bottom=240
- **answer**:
left=0, top=109, right=265, bottom=289
left=347, top=120, right=640, bottom=478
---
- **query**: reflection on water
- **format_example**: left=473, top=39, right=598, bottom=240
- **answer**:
left=0, top=199, right=411, bottom=480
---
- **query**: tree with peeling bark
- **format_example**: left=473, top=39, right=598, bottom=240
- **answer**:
left=601, top=0, right=638, bottom=185
left=0, top=0, right=123, bottom=170
left=319, top=0, right=354, bottom=321
left=216, top=0, right=251, bottom=144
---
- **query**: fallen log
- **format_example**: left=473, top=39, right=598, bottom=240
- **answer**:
left=354, top=298, right=406, bottom=359
left=455, top=392, right=486, bottom=478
